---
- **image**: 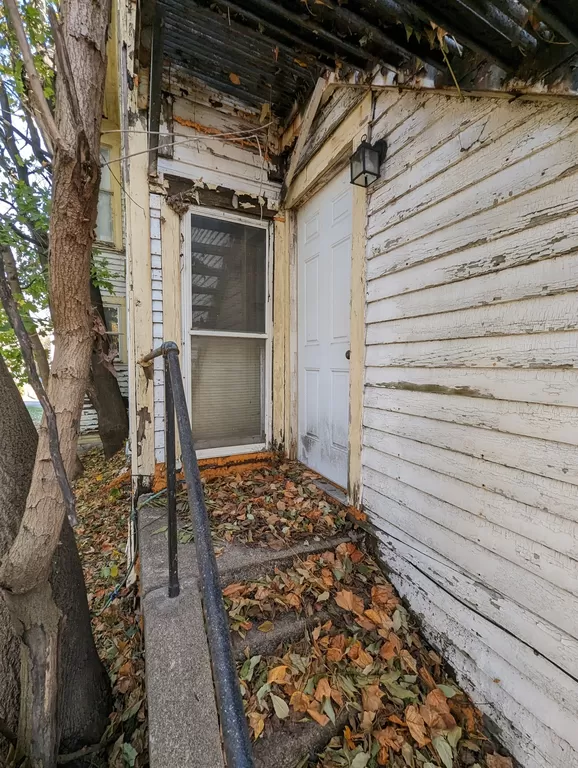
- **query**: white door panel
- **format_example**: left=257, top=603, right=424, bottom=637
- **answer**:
left=298, top=169, right=352, bottom=487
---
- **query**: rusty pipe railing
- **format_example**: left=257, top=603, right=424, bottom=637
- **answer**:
left=140, top=341, right=254, bottom=768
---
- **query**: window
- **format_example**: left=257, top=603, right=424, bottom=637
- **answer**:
left=187, top=213, right=268, bottom=452
left=103, top=302, right=126, bottom=363
left=96, top=146, right=114, bottom=244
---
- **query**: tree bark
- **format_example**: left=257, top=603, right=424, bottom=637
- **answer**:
left=0, top=354, right=111, bottom=760
left=0, top=1, right=112, bottom=764
left=89, top=279, right=129, bottom=458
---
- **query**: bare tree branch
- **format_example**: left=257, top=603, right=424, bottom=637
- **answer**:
left=0, top=247, right=76, bottom=526
left=48, top=9, right=84, bottom=136
left=1, top=244, right=50, bottom=385
left=3, top=0, right=63, bottom=153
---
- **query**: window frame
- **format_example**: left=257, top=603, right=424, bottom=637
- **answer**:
left=182, top=207, right=273, bottom=459
left=102, top=296, right=127, bottom=364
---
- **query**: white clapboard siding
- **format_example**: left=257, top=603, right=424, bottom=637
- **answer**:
left=367, top=245, right=578, bottom=316
left=80, top=246, right=127, bottom=436
left=364, top=386, right=578, bottom=446
left=363, top=427, right=578, bottom=523
left=363, top=446, right=578, bottom=557
left=80, top=364, right=129, bottom=435
left=361, top=90, right=578, bottom=765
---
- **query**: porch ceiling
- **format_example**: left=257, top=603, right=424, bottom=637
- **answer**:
left=157, top=0, right=578, bottom=119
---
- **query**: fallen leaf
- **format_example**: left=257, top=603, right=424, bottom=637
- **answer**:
left=361, top=684, right=383, bottom=712
left=351, top=753, right=370, bottom=768
left=268, top=665, right=289, bottom=684
left=375, top=726, right=404, bottom=753
left=270, top=693, right=290, bottom=719
left=258, top=620, right=274, bottom=632
left=405, top=704, right=429, bottom=747
left=487, top=756, right=514, bottom=768
left=307, top=704, right=329, bottom=726
left=400, top=649, right=418, bottom=674
left=432, top=735, right=453, bottom=768
left=335, top=589, right=364, bottom=614
left=290, top=690, right=311, bottom=712
left=229, top=72, right=241, bottom=85
left=248, top=711, right=265, bottom=739
left=315, top=677, right=331, bottom=702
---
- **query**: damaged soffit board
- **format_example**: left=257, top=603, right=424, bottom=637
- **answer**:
left=155, top=0, right=578, bottom=119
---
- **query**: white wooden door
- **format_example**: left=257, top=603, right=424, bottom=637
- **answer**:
left=298, top=169, right=352, bottom=487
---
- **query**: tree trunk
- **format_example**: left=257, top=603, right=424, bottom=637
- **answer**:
left=88, top=279, right=129, bottom=458
left=0, top=354, right=111, bottom=759
left=0, top=1, right=112, bottom=764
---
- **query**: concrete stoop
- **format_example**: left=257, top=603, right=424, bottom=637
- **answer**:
left=139, top=501, right=360, bottom=768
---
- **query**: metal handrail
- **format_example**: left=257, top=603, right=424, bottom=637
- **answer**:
left=140, top=341, right=254, bottom=768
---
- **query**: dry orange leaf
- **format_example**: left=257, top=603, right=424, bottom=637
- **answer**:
left=223, top=582, right=245, bottom=597
left=307, top=703, right=329, bottom=726
left=405, top=705, right=429, bottom=748
left=356, top=615, right=377, bottom=631
left=314, top=677, right=331, bottom=702
left=229, top=72, right=241, bottom=85
left=248, top=711, right=265, bottom=740
left=419, top=666, right=437, bottom=690
left=362, top=684, right=383, bottom=712
left=487, top=756, right=514, bottom=768
left=379, top=633, right=403, bottom=661
left=290, top=690, right=311, bottom=712
left=335, top=589, right=364, bottom=615
left=267, top=665, right=289, bottom=684
left=400, top=649, right=418, bottom=674
left=375, top=726, right=404, bottom=753
left=360, top=710, right=375, bottom=731
left=326, top=647, right=344, bottom=663
left=344, top=725, right=356, bottom=750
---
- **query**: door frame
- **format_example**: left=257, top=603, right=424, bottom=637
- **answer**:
left=181, top=205, right=274, bottom=459
left=276, top=92, right=371, bottom=505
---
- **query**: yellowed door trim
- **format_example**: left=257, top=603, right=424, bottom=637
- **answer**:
left=274, top=92, right=371, bottom=503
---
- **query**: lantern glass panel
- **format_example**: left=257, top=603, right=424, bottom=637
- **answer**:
left=350, top=146, right=365, bottom=184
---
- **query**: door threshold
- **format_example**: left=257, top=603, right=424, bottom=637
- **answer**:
left=312, top=477, right=348, bottom=507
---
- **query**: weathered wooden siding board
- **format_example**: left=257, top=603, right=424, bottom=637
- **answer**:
left=362, top=91, right=578, bottom=764
left=364, top=408, right=578, bottom=485
left=367, top=246, right=578, bottom=317
left=364, top=469, right=578, bottom=596
left=363, top=427, right=578, bottom=523
left=374, top=514, right=578, bottom=677
left=368, top=176, right=578, bottom=279
left=364, top=484, right=578, bottom=643
left=367, top=293, right=578, bottom=342
left=364, top=446, right=578, bottom=556
left=364, top=386, right=578, bottom=446
left=365, top=331, right=578, bottom=369
left=365, top=365, right=578, bottom=407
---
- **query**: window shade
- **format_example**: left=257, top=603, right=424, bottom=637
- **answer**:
left=191, top=336, right=265, bottom=450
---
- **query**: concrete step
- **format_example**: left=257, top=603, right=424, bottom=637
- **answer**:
left=138, top=497, right=360, bottom=768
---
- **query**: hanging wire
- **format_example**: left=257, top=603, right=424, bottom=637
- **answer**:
left=100, top=122, right=274, bottom=168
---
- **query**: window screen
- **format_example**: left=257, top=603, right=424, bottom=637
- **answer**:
left=189, top=213, right=267, bottom=450
left=191, top=214, right=266, bottom=333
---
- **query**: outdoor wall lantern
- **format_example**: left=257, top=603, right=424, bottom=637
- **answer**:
left=349, top=137, right=386, bottom=187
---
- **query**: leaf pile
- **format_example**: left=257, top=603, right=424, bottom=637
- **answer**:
left=176, top=460, right=351, bottom=549
left=228, top=543, right=509, bottom=768
left=75, top=449, right=148, bottom=768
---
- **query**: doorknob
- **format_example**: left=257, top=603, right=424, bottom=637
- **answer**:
left=345, top=350, right=351, bottom=360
